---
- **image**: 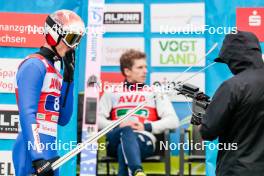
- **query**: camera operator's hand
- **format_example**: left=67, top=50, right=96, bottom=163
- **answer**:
left=63, top=49, right=75, bottom=82
left=32, top=159, right=54, bottom=176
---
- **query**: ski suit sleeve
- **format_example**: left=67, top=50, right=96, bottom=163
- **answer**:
left=16, top=58, right=46, bottom=161
left=58, top=82, right=74, bottom=126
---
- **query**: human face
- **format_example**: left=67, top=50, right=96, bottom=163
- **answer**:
left=56, top=40, right=72, bottom=58
left=124, top=58, right=147, bottom=83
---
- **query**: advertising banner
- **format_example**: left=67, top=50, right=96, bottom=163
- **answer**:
left=80, top=0, right=104, bottom=175
left=151, top=3, right=205, bottom=33
left=102, top=37, right=144, bottom=66
left=0, top=104, right=19, bottom=139
left=0, top=13, right=47, bottom=48
left=104, top=4, right=144, bottom=32
left=151, top=38, right=205, bottom=67
left=0, top=59, right=23, bottom=93
left=0, top=151, right=15, bottom=176
left=236, top=8, right=264, bottom=41
left=100, top=72, right=124, bottom=96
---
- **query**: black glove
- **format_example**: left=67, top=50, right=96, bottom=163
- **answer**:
left=32, top=159, right=54, bottom=176
left=63, top=49, right=75, bottom=82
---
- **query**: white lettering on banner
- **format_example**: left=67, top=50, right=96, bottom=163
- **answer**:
left=249, top=10, right=261, bottom=26
left=104, top=12, right=141, bottom=24
left=0, top=34, right=26, bottom=44
left=0, top=105, right=20, bottom=139
left=151, top=38, right=205, bottom=67
left=0, top=24, right=44, bottom=35
left=10, top=115, right=19, bottom=126
left=0, top=114, right=19, bottom=127
left=0, top=114, right=8, bottom=126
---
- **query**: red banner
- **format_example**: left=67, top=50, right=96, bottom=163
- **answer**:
left=100, top=72, right=124, bottom=96
left=236, top=8, right=264, bottom=42
left=0, top=12, right=48, bottom=48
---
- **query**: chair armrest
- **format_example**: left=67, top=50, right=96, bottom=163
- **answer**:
left=163, top=129, right=171, bottom=176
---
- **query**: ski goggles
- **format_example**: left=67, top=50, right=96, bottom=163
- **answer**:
left=45, top=15, right=84, bottom=48
left=62, top=32, right=83, bottom=48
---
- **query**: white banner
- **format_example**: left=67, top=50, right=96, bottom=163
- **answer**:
left=151, top=38, right=205, bottom=67
left=150, top=72, right=205, bottom=102
left=0, top=151, right=15, bottom=176
left=81, top=0, right=104, bottom=175
left=102, top=37, right=145, bottom=66
left=104, top=4, right=144, bottom=32
left=0, top=59, right=23, bottom=93
left=151, top=3, right=205, bottom=33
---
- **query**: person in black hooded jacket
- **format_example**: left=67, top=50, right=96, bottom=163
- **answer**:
left=200, top=31, right=264, bottom=176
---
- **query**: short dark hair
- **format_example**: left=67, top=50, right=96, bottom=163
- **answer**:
left=120, top=49, right=146, bottom=76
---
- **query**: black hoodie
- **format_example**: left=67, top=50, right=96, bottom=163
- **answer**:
left=200, top=31, right=264, bottom=176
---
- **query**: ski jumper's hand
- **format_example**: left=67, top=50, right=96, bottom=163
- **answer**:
left=32, top=159, right=54, bottom=176
left=63, top=49, right=75, bottom=82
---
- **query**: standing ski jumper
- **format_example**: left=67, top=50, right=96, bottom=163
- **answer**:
left=12, top=9, right=85, bottom=176
left=13, top=47, right=74, bottom=176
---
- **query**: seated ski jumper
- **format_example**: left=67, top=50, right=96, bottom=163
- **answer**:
left=99, top=82, right=179, bottom=176
left=13, top=47, right=74, bottom=176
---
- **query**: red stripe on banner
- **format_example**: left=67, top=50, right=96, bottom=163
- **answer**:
left=0, top=12, right=48, bottom=47
left=236, top=8, right=264, bottom=41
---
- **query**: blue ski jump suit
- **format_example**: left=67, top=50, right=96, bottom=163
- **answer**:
left=12, top=47, right=74, bottom=176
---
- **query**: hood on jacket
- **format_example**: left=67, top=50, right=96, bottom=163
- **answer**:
left=215, top=31, right=264, bottom=75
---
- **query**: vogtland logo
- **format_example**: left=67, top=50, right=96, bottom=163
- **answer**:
left=151, top=38, right=205, bottom=66
left=159, top=40, right=197, bottom=65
